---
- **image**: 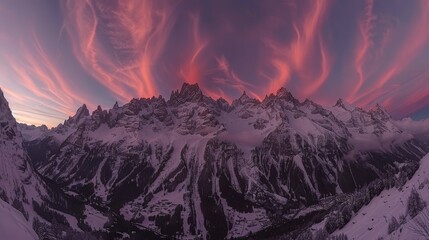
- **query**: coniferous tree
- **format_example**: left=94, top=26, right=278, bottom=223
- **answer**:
left=387, top=216, right=399, bottom=234
left=407, top=189, right=426, bottom=218
left=329, top=233, right=349, bottom=240
left=314, top=229, right=329, bottom=240
left=296, top=229, right=313, bottom=240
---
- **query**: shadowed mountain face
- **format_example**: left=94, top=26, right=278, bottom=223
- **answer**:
left=19, top=83, right=429, bottom=239
left=0, top=89, right=46, bottom=212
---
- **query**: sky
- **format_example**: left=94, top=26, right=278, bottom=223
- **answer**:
left=0, top=0, right=429, bottom=127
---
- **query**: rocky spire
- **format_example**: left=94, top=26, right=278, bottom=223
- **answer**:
left=334, top=98, right=355, bottom=111
left=370, top=103, right=391, bottom=120
left=65, top=104, right=90, bottom=126
left=276, top=87, right=298, bottom=103
left=113, top=101, right=119, bottom=109
left=0, top=88, right=19, bottom=140
left=73, top=104, right=90, bottom=120
left=238, top=91, right=250, bottom=102
left=0, top=88, right=13, bottom=120
left=168, top=82, right=203, bottom=106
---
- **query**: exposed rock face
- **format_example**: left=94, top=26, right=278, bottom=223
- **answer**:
left=21, top=83, right=429, bottom=239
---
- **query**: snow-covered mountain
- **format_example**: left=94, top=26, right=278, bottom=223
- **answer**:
left=21, top=83, right=429, bottom=239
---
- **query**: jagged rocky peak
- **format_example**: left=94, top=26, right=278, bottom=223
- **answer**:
left=63, top=104, right=90, bottom=126
left=72, top=104, right=90, bottom=120
left=216, top=97, right=230, bottom=111
left=0, top=94, right=19, bottom=141
left=91, top=105, right=109, bottom=126
left=0, top=89, right=19, bottom=127
left=232, top=91, right=260, bottom=107
left=369, top=103, right=391, bottom=120
left=262, top=93, right=276, bottom=105
left=0, top=88, right=6, bottom=104
left=0, top=88, right=19, bottom=140
left=0, top=88, right=16, bottom=136
left=303, top=98, right=319, bottom=108
left=239, top=91, right=250, bottom=101
left=39, top=124, right=49, bottom=131
left=0, top=88, right=13, bottom=119
left=168, top=82, right=203, bottom=106
left=303, top=98, right=312, bottom=104
left=335, top=98, right=343, bottom=105
left=92, top=105, right=107, bottom=117
left=335, top=98, right=346, bottom=107
left=335, top=98, right=355, bottom=111
left=261, top=87, right=299, bottom=108
left=276, top=87, right=296, bottom=101
left=113, top=101, right=119, bottom=109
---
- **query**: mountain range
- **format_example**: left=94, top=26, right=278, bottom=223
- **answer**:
left=1, top=83, right=429, bottom=239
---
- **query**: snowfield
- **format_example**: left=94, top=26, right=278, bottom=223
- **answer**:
left=0, top=199, right=37, bottom=240
left=335, top=153, right=429, bottom=240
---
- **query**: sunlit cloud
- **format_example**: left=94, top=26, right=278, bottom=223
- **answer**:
left=350, top=0, right=429, bottom=108
left=261, top=0, right=330, bottom=98
left=179, top=13, right=208, bottom=86
left=1, top=32, right=95, bottom=126
left=349, top=0, right=375, bottom=99
left=61, top=0, right=180, bottom=102
left=212, top=55, right=260, bottom=100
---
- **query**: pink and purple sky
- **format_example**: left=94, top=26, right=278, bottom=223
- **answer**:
left=1, top=0, right=429, bottom=127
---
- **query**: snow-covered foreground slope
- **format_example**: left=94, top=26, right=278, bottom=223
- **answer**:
left=0, top=199, right=37, bottom=240
left=336, top=153, right=429, bottom=240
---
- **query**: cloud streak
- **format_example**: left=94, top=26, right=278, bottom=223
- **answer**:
left=0, top=0, right=429, bottom=126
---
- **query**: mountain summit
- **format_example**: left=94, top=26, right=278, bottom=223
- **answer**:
left=169, top=82, right=204, bottom=106
left=64, top=104, right=90, bottom=126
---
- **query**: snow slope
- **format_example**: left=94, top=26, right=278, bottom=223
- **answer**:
left=0, top=199, right=38, bottom=240
left=336, top=153, right=429, bottom=240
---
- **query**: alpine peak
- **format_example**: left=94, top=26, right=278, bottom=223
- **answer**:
left=0, top=88, right=10, bottom=113
left=335, top=98, right=355, bottom=111
left=65, top=104, right=90, bottom=125
left=113, top=101, right=119, bottom=109
left=370, top=103, right=391, bottom=120
left=168, top=82, right=203, bottom=106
